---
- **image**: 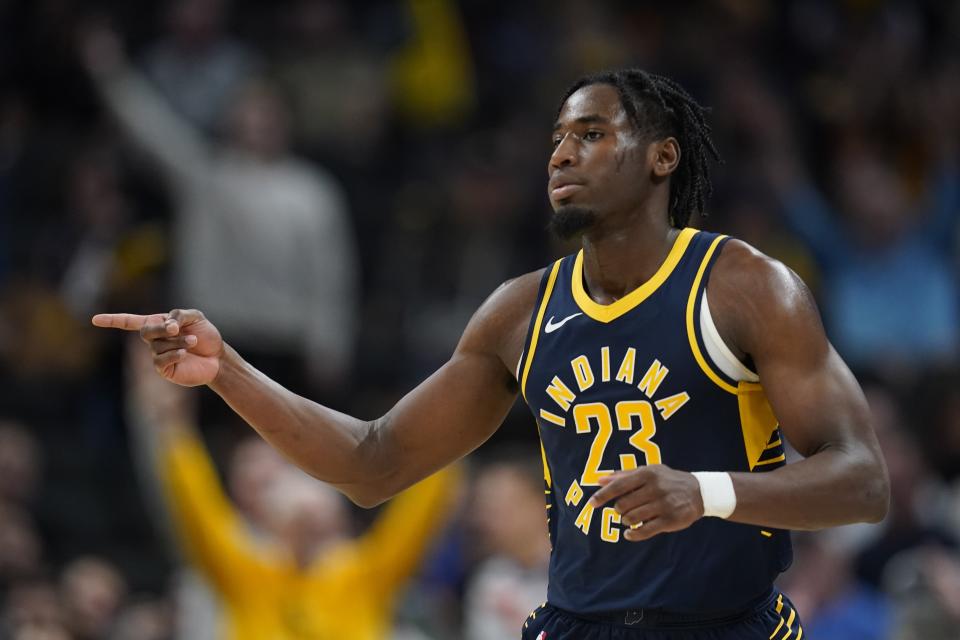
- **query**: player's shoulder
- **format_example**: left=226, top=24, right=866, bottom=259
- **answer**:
left=476, top=268, right=548, bottom=327
left=460, top=268, right=547, bottom=364
left=709, top=237, right=822, bottom=350
left=497, top=268, right=549, bottom=301
left=712, top=237, right=810, bottom=310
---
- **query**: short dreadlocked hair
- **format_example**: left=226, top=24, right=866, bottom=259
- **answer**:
left=557, top=68, right=721, bottom=228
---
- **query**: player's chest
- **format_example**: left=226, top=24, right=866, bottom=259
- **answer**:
left=523, top=313, right=738, bottom=475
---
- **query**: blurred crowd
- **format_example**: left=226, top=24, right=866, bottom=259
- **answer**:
left=0, top=0, right=958, bottom=638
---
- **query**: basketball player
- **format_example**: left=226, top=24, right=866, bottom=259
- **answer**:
left=93, top=69, right=889, bottom=639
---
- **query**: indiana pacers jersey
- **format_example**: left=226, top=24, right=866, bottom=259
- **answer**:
left=519, top=228, right=792, bottom=614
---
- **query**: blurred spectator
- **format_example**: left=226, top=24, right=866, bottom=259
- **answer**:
left=0, top=424, right=44, bottom=592
left=107, top=598, right=173, bottom=640
left=851, top=386, right=960, bottom=640
left=855, top=386, right=957, bottom=589
left=272, top=0, right=389, bottom=165
left=0, top=282, right=99, bottom=380
left=882, top=545, right=960, bottom=640
left=732, top=73, right=960, bottom=372
left=141, top=0, right=257, bottom=133
left=0, top=421, right=41, bottom=506
left=0, top=94, right=28, bottom=288
left=124, top=343, right=459, bottom=640
left=225, top=436, right=286, bottom=536
left=81, top=26, right=359, bottom=392
left=1, top=142, right=162, bottom=384
left=780, top=533, right=892, bottom=640
left=55, top=148, right=128, bottom=318
left=710, top=185, right=820, bottom=294
left=463, top=457, right=549, bottom=640
left=389, top=0, right=474, bottom=129
left=177, top=437, right=285, bottom=640
left=922, top=375, right=960, bottom=556
left=1, top=2, right=959, bottom=638
left=372, top=128, right=543, bottom=379
left=126, top=343, right=286, bottom=640
left=0, top=503, right=43, bottom=589
left=30, top=145, right=165, bottom=320
left=916, top=370, right=960, bottom=486
left=1, top=580, right=70, bottom=640
left=59, top=556, right=127, bottom=640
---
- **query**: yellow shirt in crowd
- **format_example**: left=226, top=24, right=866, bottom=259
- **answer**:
left=160, top=431, right=457, bottom=640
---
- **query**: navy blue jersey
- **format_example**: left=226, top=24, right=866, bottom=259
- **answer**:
left=519, top=228, right=792, bottom=614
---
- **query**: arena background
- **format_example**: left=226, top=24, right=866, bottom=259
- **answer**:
left=0, top=0, right=959, bottom=638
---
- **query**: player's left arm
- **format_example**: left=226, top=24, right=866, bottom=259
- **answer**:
left=591, top=239, right=889, bottom=540
left=708, top=240, right=889, bottom=529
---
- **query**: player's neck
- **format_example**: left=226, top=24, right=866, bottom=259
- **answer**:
left=579, top=209, right=679, bottom=304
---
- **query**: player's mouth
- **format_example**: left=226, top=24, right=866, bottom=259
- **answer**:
left=549, top=179, right=586, bottom=201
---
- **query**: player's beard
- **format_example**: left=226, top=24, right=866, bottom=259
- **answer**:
left=548, top=205, right=598, bottom=241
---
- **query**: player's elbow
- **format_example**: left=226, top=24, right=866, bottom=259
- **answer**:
left=334, top=461, right=404, bottom=508
left=339, top=416, right=407, bottom=507
left=334, top=472, right=402, bottom=508
left=855, top=452, right=890, bottom=524
left=862, top=465, right=890, bottom=524
left=340, top=485, right=391, bottom=509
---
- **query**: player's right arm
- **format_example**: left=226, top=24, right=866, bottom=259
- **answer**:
left=92, top=270, right=542, bottom=507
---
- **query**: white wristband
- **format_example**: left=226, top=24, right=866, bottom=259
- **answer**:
left=691, top=471, right=737, bottom=519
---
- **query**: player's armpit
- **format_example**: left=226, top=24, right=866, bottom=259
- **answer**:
left=707, top=240, right=889, bottom=529
left=345, top=270, right=543, bottom=505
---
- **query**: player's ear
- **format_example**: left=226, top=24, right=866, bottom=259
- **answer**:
left=650, top=137, right=680, bottom=178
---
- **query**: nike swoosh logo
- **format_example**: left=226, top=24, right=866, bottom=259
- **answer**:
left=544, top=312, right=582, bottom=333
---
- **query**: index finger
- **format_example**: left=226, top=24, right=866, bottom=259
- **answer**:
left=588, top=469, right=648, bottom=508
left=91, top=313, right=165, bottom=331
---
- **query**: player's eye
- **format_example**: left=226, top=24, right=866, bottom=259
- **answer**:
left=552, top=136, right=563, bottom=148
left=584, top=130, right=604, bottom=141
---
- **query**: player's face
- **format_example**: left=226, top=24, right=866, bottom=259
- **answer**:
left=548, top=84, right=651, bottom=221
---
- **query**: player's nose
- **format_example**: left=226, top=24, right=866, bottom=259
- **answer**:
left=549, top=133, right=578, bottom=172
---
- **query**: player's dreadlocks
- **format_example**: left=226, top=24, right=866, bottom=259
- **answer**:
left=558, top=69, right=721, bottom=228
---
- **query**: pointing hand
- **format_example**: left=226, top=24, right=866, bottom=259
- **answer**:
left=92, top=309, right=223, bottom=387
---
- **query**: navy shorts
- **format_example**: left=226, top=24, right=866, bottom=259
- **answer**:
left=521, top=591, right=804, bottom=640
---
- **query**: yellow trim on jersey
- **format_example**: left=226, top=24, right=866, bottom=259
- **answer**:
left=782, top=607, right=797, bottom=639
left=537, top=425, right=554, bottom=551
left=521, top=260, right=563, bottom=400
left=739, top=384, right=780, bottom=471
left=539, top=438, right=553, bottom=489
left=685, top=234, right=739, bottom=395
left=770, top=617, right=785, bottom=638
left=571, top=227, right=698, bottom=323
left=685, top=235, right=781, bottom=471
left=539, top=408, right=566, bottom=427
left=521, top=262, right=562, bottom=494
